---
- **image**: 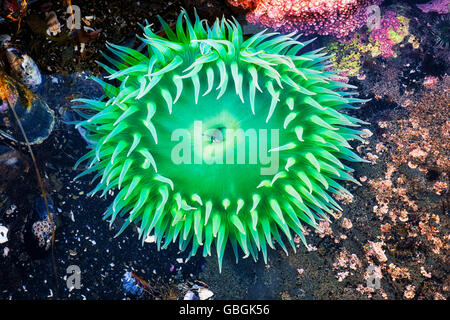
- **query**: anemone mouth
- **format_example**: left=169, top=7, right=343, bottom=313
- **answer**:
left=152, top=81, right=286, bottom=200
left=73, top=10, right=368, bottom=271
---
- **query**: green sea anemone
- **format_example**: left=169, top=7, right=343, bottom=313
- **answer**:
left=73, top=10, right=368, bottom=271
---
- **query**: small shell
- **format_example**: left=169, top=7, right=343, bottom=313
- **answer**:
left=0, top=225, right=8, bottom=244
left=198, top=288, right=214, bottom=300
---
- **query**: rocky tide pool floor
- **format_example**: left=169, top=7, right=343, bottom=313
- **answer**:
left=0, top=0, right=448, bottom=300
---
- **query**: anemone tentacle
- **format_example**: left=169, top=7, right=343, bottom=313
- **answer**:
left=74, top=10, right=367, bottom=271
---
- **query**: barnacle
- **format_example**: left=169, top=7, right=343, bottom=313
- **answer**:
left=73, top=10, right=368, bottom=270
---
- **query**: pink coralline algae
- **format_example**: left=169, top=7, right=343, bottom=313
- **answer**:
left=417, top=0, right=450, bottom=14
left=369, top=10, right=408, bottom=58
left=228, top=0, right=384, bottom=38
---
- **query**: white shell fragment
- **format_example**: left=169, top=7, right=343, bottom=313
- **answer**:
left=0, top=225, right=8, bottom=244
left=183, top=291, right=197, bottom=300
left=144, top=234, right=156, bottom=243
left=183, top=283, right=214, bottom=300
left=198, top=288, right=214, bottom=300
